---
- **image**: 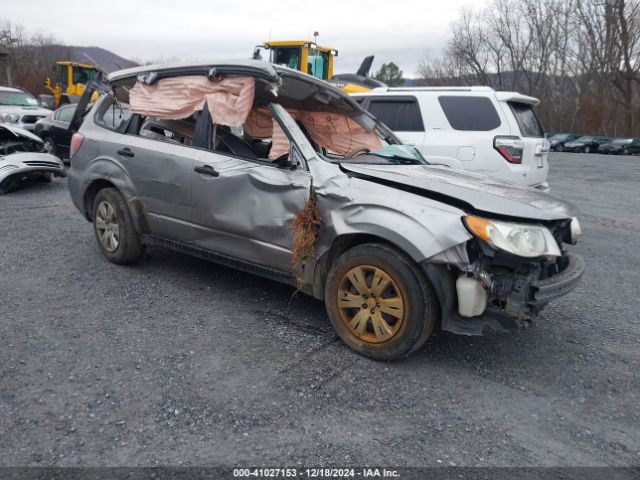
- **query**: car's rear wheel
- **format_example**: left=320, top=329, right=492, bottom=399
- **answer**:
left=584, top=146, right=591, bottom=153
left=92, top=188, right=144, bottom=264
left=325, top=243, right=438, bottom=360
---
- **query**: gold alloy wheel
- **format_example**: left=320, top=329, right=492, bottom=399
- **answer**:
left=95, top=200, right=120, bottom=253
left=336, top=265, right=406, bottom=344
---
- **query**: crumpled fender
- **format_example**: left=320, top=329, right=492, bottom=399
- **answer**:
left=74, top=156, right=148, bottom=232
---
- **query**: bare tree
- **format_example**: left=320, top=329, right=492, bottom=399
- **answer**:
left=419, top=0, right=640, bottom=135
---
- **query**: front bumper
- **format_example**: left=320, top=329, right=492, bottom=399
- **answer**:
left=531, top=254, right=584, bottom=305
left=427, top=253, right=585, bottom=336
left=562, top=145, right=583, bottom=152
left=0, top=153, right=66, bottom=194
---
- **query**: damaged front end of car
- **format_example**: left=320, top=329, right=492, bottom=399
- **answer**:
left=423, top=216, right=584, bottom=335
left=0, top=124, right=66, bottom=194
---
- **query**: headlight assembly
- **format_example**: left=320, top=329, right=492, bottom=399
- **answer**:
left=464, top=215, right=561, bottom=258
left=0, top=113, right=20, bottom=123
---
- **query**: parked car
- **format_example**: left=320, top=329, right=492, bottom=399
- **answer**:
left=0, top=123, right=66, bottom=194
left=67, top=60, right=584, bottom=360
left=0, top=86, right=52, bottom=132
left=351, top=86, right=550, bottom=191
left=548, top=133, right=582, bottom=152
left=38, top=94, right=55, bottom=110
left=598, top=137, right=640, bottom=155
left=563, top=135, right=610, bottom=153
left=34, top=104, right=78, bottom=160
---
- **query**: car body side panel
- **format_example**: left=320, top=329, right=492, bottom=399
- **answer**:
left=108, top=133, right=196, bottom=241
left=306, top=159, right=472, bottom=264
left=191, top=150, right=311, bottom=273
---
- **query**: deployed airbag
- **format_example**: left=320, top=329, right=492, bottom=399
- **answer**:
left=130, top=75, right=255, bottom=127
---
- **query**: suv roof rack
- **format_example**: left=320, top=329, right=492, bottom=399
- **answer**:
left=371, top=86, right=496, bottom=92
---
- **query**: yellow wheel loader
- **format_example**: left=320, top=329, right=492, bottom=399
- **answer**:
left=44, top=61, right=101, bottom=108
left=253, top=41, right=385, bottom=93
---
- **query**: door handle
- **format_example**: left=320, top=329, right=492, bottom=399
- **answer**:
left=194, top=165, right=219, bottom=177
left=117, top=148, right=135, bottom=157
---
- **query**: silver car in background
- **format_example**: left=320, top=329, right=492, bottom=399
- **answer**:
left=0, top=124, right=65, bottom=194
left=67, top=60, right=584, bottom=360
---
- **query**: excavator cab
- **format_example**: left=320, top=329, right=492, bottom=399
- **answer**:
left=45, top=61, right=101, bottom=108
left=253, top=41, right=337, bottom=81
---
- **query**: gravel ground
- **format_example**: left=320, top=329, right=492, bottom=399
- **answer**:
left=0, top=153, right=639, bottom=467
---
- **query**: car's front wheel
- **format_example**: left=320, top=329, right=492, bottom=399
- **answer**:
left=92, top=188, right=145, bottom=264
left=325, top=243, right=438, bottom=360
left=584, top=146, right=591, bottom=153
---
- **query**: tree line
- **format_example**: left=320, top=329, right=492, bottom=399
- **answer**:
left=4, top=1, right=640, bottom=137
left=0, top=20, right=71, bottom=96
left=418, top=0, right=640, bottom=137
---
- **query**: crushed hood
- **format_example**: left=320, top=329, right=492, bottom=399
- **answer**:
left=0, top=124, right=43, bottom=143
left=340, top=163, right=576, bottom=221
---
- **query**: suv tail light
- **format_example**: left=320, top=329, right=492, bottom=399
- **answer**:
left=69, top=132, right=85, bottom=160
left=494, top=136, right=524, bottom=164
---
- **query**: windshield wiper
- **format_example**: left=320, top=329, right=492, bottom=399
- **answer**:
left=367, top=153, right=424, bottom=165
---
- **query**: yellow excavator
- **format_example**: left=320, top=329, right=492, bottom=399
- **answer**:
left=44, top=61, right=101, bottom=108
left=253, top=40, right=384, bottom=93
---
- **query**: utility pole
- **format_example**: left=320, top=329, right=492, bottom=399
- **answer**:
left=0, top=46, right=12, bottom=85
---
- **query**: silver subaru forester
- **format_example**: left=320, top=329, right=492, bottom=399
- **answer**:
left=67, top=59, right=584, bottom=360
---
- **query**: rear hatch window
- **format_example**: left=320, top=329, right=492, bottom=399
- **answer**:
left=508, top=101, right=544, bottom=138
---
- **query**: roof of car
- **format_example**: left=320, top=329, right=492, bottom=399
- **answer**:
left=108, top=59, right=279, bottom=83
left=353, top=86, right=540, bottom=105
left=0, top=85, right=27, bottom=93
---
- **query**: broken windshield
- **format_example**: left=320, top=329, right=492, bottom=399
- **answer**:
left=326, top=144, right=427, bottom=165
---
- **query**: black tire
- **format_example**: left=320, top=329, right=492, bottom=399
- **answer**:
left=92, top=187, right=144, bottom=264
left=623, top=148, right=630, bottom=156
left=42, top=137, right=57, bottom=156
left=39, top=172, right=52, bottom=183
left=324, top=243, right=438, bottom=360
left=584, top=146, right=591, bottom=153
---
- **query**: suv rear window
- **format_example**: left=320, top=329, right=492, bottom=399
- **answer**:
left=368, top=97, right=424, bottom=132
left=438, top=96, right=501, bottom=131
left=508, top=101, right=544, bottom=137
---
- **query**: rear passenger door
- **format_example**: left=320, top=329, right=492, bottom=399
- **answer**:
left=94, top=98, right=196, bottom=241
left=362, top=96, right=426, bottom=148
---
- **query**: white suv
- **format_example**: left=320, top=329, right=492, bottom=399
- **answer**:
left=0, top=86, right=52, bottom=132
left=353, top=87, right=550, bottom=190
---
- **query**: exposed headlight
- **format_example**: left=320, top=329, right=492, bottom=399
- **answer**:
left=0, top=113, right=20, bottom=123
left=464, top=215, right=561, bottom=258
left=569, top=217, right=582, bottom=244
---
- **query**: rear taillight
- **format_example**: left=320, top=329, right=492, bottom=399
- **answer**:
left=494, top=136, right=524, bottom=164
left=69, top=132, right=85, bottom=160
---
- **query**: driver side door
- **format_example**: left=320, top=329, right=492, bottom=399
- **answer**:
left=190, top=105, right=311, bottom=273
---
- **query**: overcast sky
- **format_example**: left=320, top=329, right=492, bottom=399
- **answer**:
left=4, top=0, right=485, bottom=77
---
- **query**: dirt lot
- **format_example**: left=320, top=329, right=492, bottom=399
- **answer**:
left=1, top=153, right=639, bottom=467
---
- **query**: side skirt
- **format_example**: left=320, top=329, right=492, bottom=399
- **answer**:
left=140, top=234, right=299, bottom=289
